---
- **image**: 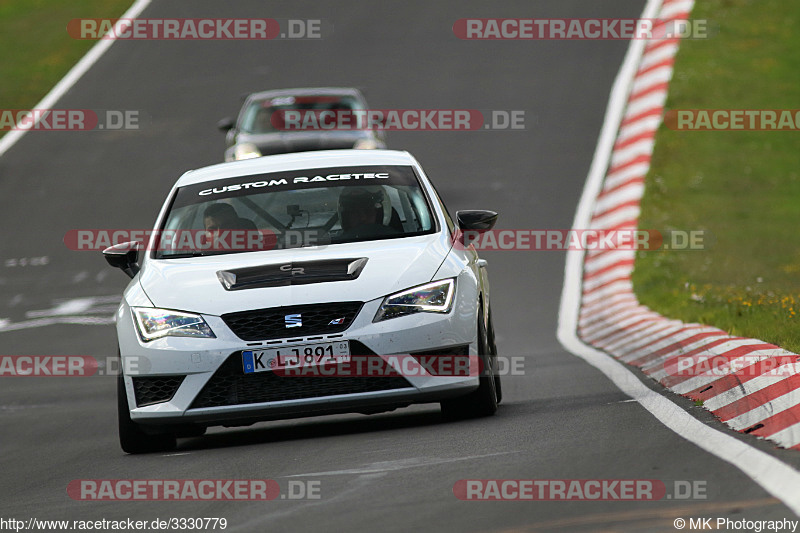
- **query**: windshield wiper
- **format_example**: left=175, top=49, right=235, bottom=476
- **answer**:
left=157, top=251, right=211, bottom=259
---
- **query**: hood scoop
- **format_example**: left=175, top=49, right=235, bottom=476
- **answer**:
left=217, top=258, right=368, bottom=291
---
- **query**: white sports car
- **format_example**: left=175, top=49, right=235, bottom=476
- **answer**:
left=104, top=149, right=501, bottom=454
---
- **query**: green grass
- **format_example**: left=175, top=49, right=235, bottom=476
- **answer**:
left=0, top=0, right=133, bottom=114
left=632, top=0, right=800, bottom=352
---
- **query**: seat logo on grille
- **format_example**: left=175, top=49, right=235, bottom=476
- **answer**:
left=284, top=313, right=302, bottom=328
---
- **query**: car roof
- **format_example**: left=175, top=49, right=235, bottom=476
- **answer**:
left=246, top=87, right=364, bottom=102
left=175, top=149, right=419, bottom=187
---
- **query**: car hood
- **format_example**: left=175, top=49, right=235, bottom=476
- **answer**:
left=137, top=234, right=451, bottom=315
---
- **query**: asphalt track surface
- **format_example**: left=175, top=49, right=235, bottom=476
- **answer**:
left=0, top=1, right=798, bottom=531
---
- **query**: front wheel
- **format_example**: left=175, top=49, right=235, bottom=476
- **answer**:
left=487, top=310, right=502, bottom=405
left=118, top=373, right=177, bottom=454
left=440, top=309, right=498, bottom=419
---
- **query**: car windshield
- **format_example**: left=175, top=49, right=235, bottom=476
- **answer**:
left=154, top=165, right=436, bottom=258
left=239, top=94, right=364, bottom=134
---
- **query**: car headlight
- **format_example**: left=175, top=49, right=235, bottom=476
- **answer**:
left=233, top=142, right=262, bottom=160
left=133, top=307, right=216, bottom=342
left=374, top=279, right=455, bottom=322
left=353, top=139, right=379, bottom=150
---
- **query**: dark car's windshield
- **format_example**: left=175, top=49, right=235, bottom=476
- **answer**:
left=154, top=165, right=436, bottom=258
left=239, top=95, right=364, bottom=134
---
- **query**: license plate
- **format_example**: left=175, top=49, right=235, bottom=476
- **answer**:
left=242, top=341, right=350, bottom=374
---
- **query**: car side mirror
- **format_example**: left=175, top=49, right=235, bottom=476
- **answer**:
left=103, top=241, right=140, bottom=279
left=456, top=210, right=498, bottom=231
left=217, top=117, right=235, bottom=132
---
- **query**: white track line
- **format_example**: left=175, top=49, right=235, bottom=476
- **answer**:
left=557, top=0, right=800, bottom=516
left=0, top=0, right=152, bottom=158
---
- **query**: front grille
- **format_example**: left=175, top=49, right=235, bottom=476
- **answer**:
left=189, top=342, right=412, bottom=409
left=132, top=376, right=185, bottom=407
left=221, top=301, right=363, bottom=341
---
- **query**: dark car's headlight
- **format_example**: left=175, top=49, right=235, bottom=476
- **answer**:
left=353, top=139, right=379, bottom=149
left=133, top=307, right=216, bottom=342
left=233, top=142, right=262, bottom=160
left=374, top=279, right=455, bottom=322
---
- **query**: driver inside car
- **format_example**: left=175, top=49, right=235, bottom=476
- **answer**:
left=202, top=202, right=262, bottom=251
left=337, top=188, right=398, bottom=240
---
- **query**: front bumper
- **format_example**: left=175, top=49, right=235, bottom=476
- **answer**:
left=117, top=289, right=479, bottom=427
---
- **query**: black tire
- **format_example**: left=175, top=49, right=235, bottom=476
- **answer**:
left=440, top=308, right=498, bottom=419
left=494, top=371, right=503, bottom=406
left=117, top=373, right=176, bottom=454
left=172, top=425, right=207, bottom=438
left=487, top=311, right=502, bottom=405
